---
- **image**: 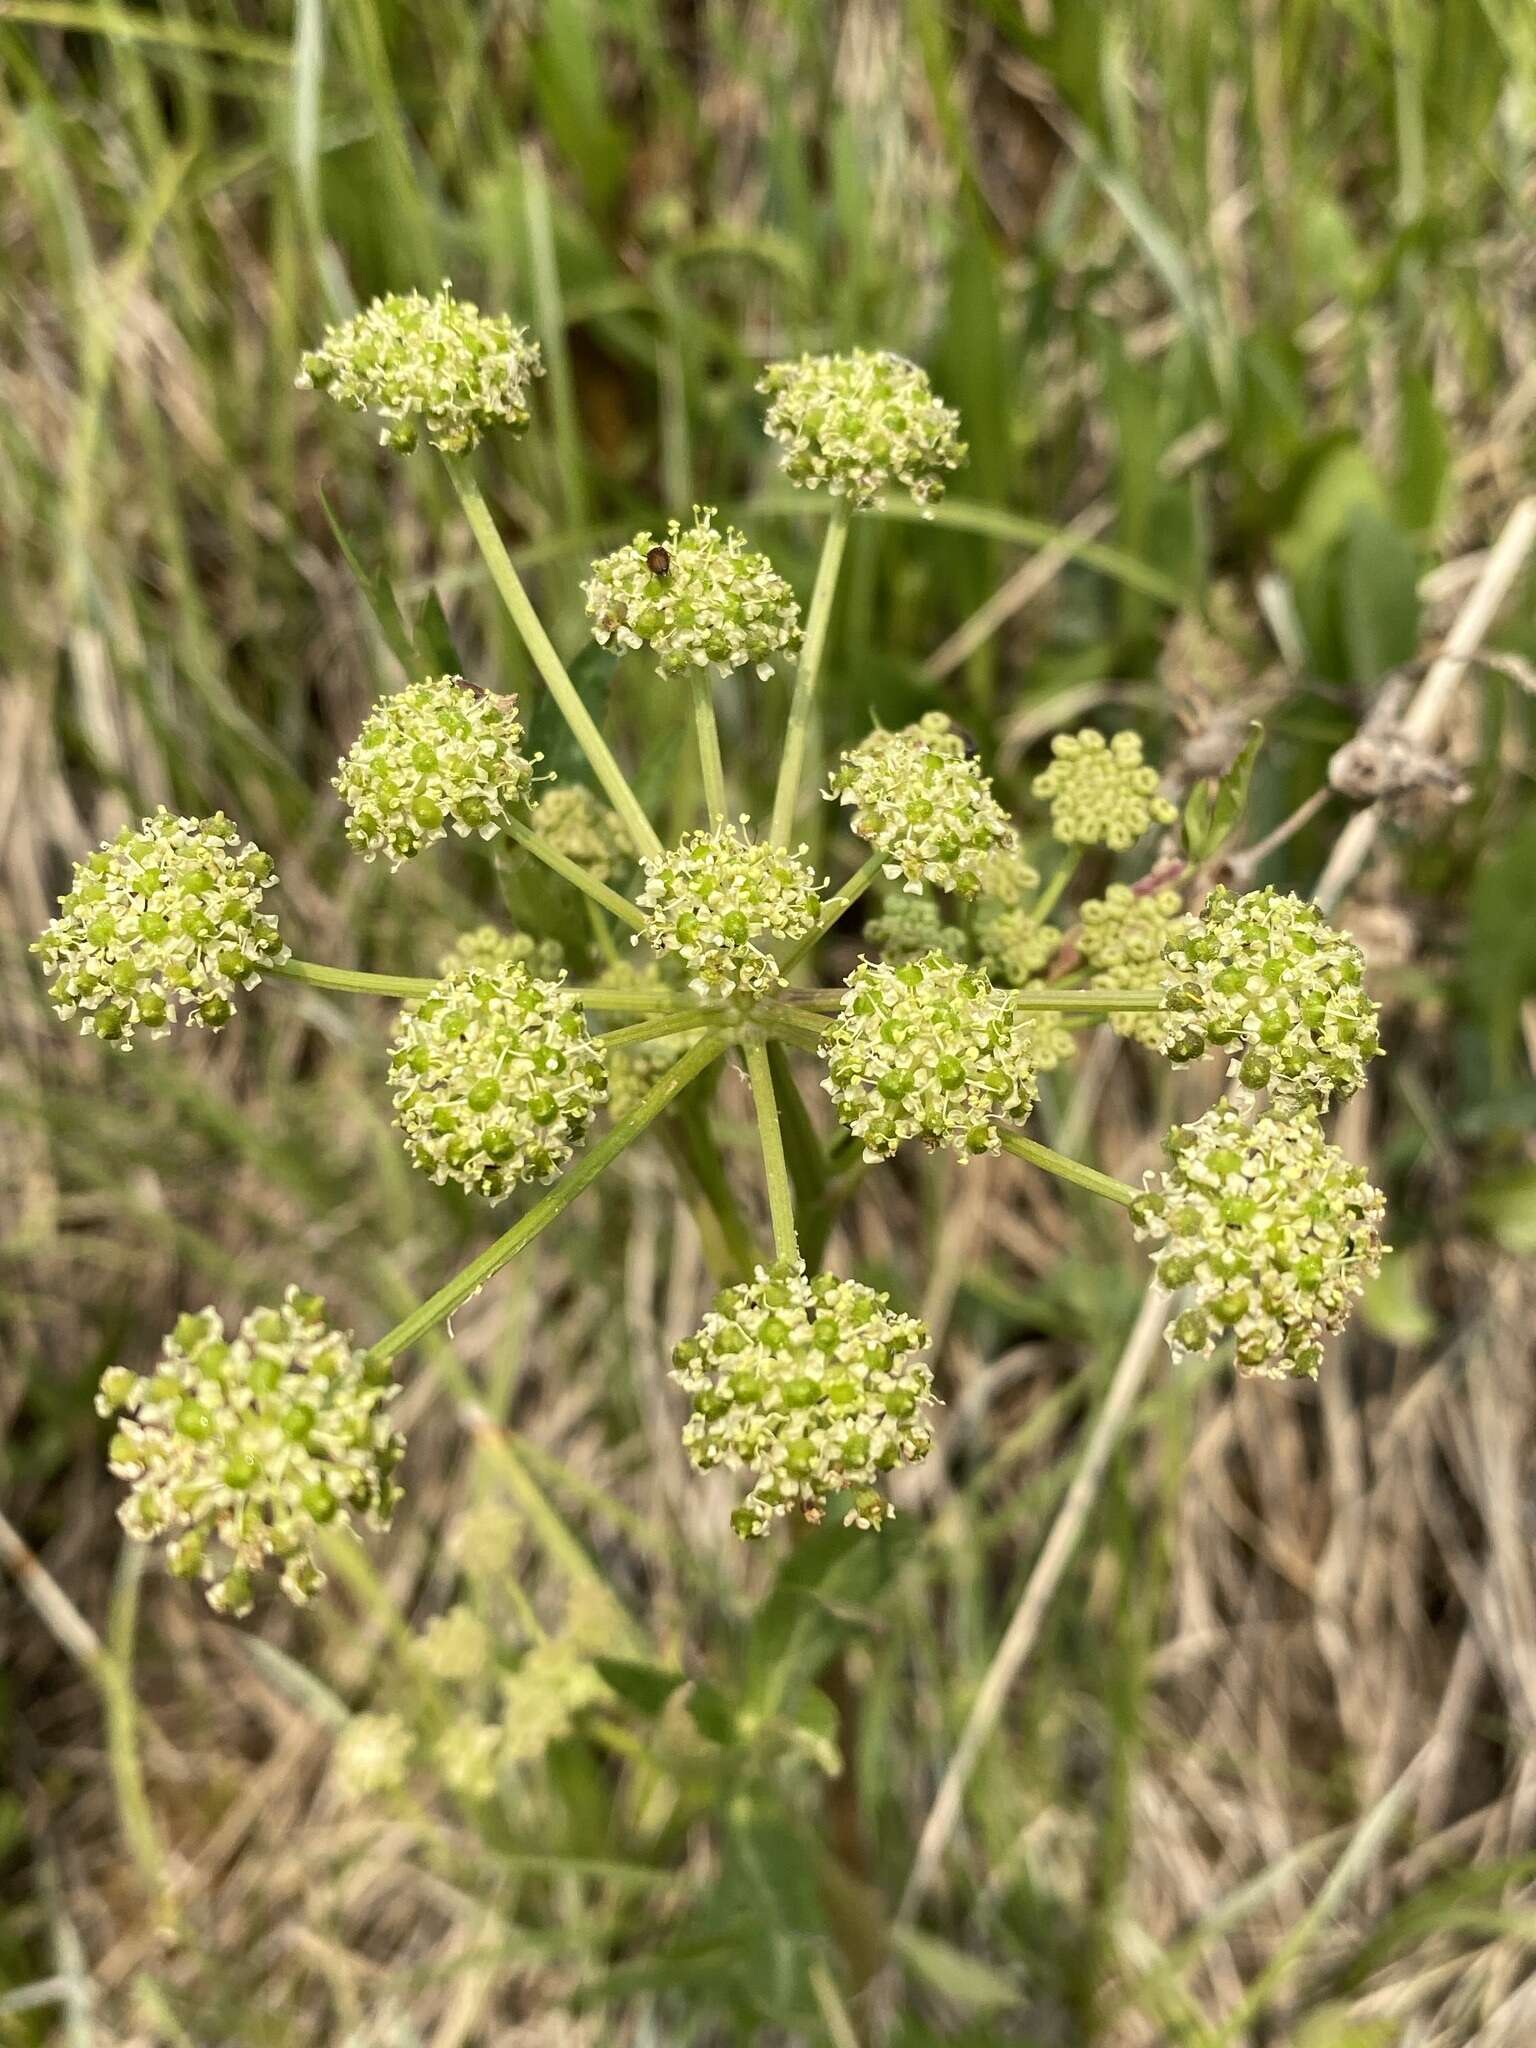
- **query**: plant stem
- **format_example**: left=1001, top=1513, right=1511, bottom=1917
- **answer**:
left=598, top=1011, right=723, bottom=1050
left=999, top=1130, right=1139, bottom=1209
left=447, top=462, right=663, bottom=861
left=368, top=1033, right=728, bottom=1368
left=272, top=957, right=438, bottom=999
left=1012, top=988, right=1165, bottom=1014
left=498, top=812, right=646, bottom=930
left=563, top=983, right=698, bottom=1012
left=743, top=1035, right=799, bottom=1262
left=770, top=498, right=852, bottom=846
left=688, top=666, right=729, bottom=824
left=783, top=847, right=885, bottom=969
left=1030, top=849, right=1081, bottom=925
left=584, top=894, right=623, bottom=967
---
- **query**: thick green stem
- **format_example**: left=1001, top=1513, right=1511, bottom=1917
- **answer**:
left=1013, top=988, right=1164, bottom=1014
left=447, top=463, right=663, bottom=861
left=368, top=1033, right=728, bottom=1367
left=272, top=957, right=438, bottom=999
left=689, top=667, right=729, bottom=824
left=783, top=847, right=885, bottom=969
left=771, top=499, right=852, bottom=846
left=1000, top=1130, right=1139, bottom=1209
left=598, top=1011, right=723, bottom=1050
left=743, top=1035, right=799, bottom=1262
left=498, top=810, right=645, bottom=930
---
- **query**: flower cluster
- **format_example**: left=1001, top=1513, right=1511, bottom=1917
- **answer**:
left=529, top=783, right=632, bottom=884
left=822, top=953, right=1039, bottom=1161
left=583, top=509, right=802, bottom=678
left=296, top=284, right=544, bottom=453
left=389, top=961, right=607, bottom=1200
left=35, top=810, right=286, bottom=1049
left=975, top=910, right=1062, bottom=988
left=758, top=349, right=965, bottom=509
left=1032, top=729, right=1177, bottom=849
left=1131, top=1104, right=1386, bottom=1379
left=333, top=1714, right=413, bottom=1801
left=1158, top=886, right=1381, bottom=1104
left=1077, top=883, right=1187, bottom=1048
left=637, top=823, right=822, bottom=997
left=335, top=676, right=534, bottom=867
left=976, top=846, right=1041, bottom=908
left=828, top=712, right=1019, bottom=896
left=440, top=923, right=564, bottom=983
left=671, top=1260, right=935, bottom=1538
left=865, top=891, right=968, bottom=966
left=419, top=1603, right=493, bottom=1682
left=98, top=1288, right=402, bottom=1616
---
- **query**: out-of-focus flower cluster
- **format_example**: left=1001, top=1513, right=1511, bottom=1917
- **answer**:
left=671, top=1260, right=935, bottom=1538
left=35, top=810, right=286, bottom=1050
left=1077, top=883, right=1187, bottom=1048
left=390, top=961, right=607, bottom=1200
left=637, top=823, right=822, bottom=997
left=865, top=891, right=968, bottom=965
left=584, top=510, right=801, bottom=678
left=529, top=783, right=632, bottom=884
left=594, top=962, right=699, bottom=1118
left=1132, top=1103, right=1386, bottom=1379
left=99, top=1288, right=402, bottom=1616
left=1032, top=729, right=1177, bottom=849
left=1158, top=885, right=1381, bottom=1104
left=822, top=953, right=1039, bottom=1161
left=335, top=676, right=534, bottom=867
left=828, top=712, right=1019, bottom=896
left=758, top=349, right=965, bottom=509
left=296, top=284, right=543, bottom=453
left=975, top=909, right=1062, bottom=988
left=440, top=923, right=565, bottom=983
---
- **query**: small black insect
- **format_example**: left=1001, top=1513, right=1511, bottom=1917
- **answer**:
left=645, top=545, right=672, bottom=579
left=949, top=721, right=981, bottom=758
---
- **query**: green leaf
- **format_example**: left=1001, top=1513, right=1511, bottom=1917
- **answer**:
left=1464, top=1167, right=1536, bottom=1256
left=686, top=1680, right=738, bottom=1745
left=1337, top=507, right=1420, bottom=685
left=526, top=640, right=613, bottom=789
left=889, top=1925, right=1022, bottom=2015
left=594, top=1657, right=687, bottom=1716
left=414, top=587, right=465, bottom=678
left=319, top=486, right=419, bottom=680
left=1182, top=720, right=1263, bottom=863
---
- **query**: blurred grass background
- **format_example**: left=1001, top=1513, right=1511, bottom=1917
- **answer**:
left=4, top=1, right=1536, bottom=2042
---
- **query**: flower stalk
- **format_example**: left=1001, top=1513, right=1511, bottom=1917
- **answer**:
left=770, top=498, right=851, bottom=846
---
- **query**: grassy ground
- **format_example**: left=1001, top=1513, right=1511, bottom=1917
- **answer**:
left=4, top=2, right=1536, bottom=2042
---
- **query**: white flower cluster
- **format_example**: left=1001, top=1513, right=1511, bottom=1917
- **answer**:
left=671, top=1260, right=935, bottom=1538
left=1032, top=729, right=1177, bottom=849
left=296, top=284, right=544, bottom=453
left=637, top=822, right=822, bottom=997
left=758, top=348, right=965, bottom=509
left=389, top=960, right=608, bottom=1201
left=98, top=1288, right=402, bottom=1616
left=529, top=782, right=632, bottom=884
left=1132, top=1103, right=1387, bottom=1379
left=822, top=953, right=1039, bottom=1161
left=828, top=711, right=1020, bottom=896
left=34, top=810, right=287, bottom=1049
left=335, top=675, right=534, bottom=867
left=1158, top=885, right=1382, bottom=1104
left=583, top=509, right=802, bottom=678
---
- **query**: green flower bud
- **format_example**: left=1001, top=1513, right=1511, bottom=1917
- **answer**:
left=671, top=1261, right=935, bottom=1536
left=335, top=675, right=535, bottom=868
left=33, top=810, right=286, bottom=1050
left=297, top=283, right=543, bottom=454
left=757, top=349, right=965, bottom=510
left=1031, top=729, right=1177, bottom=850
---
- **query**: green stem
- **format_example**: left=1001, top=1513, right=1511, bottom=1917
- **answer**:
left=770, top=499, right=852, bottom=846
left=368, top=1033, right=728, bottom=1368
left=584, top=895, right=623, bottom=967
left=447, top=462, right=663, bottom=861
left=598, top=1011, right=723, bottom=1050
left=689, top=666, right=729, bottom=824
left=999, top=1130, right=1139, bottom=1209
left=1030, top=850, right=1081, bottom=925
left=272, top=957, right=437, bottom=999
left=563, top=983, right=699, bottom=1012
left=783, top=847, right=885, bottom=969
left=743, top=1035, right=799, bottom=1262
left=499, top=812, right=646, bottom=930
left=1012, top=988, right=1165, bottom=1014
